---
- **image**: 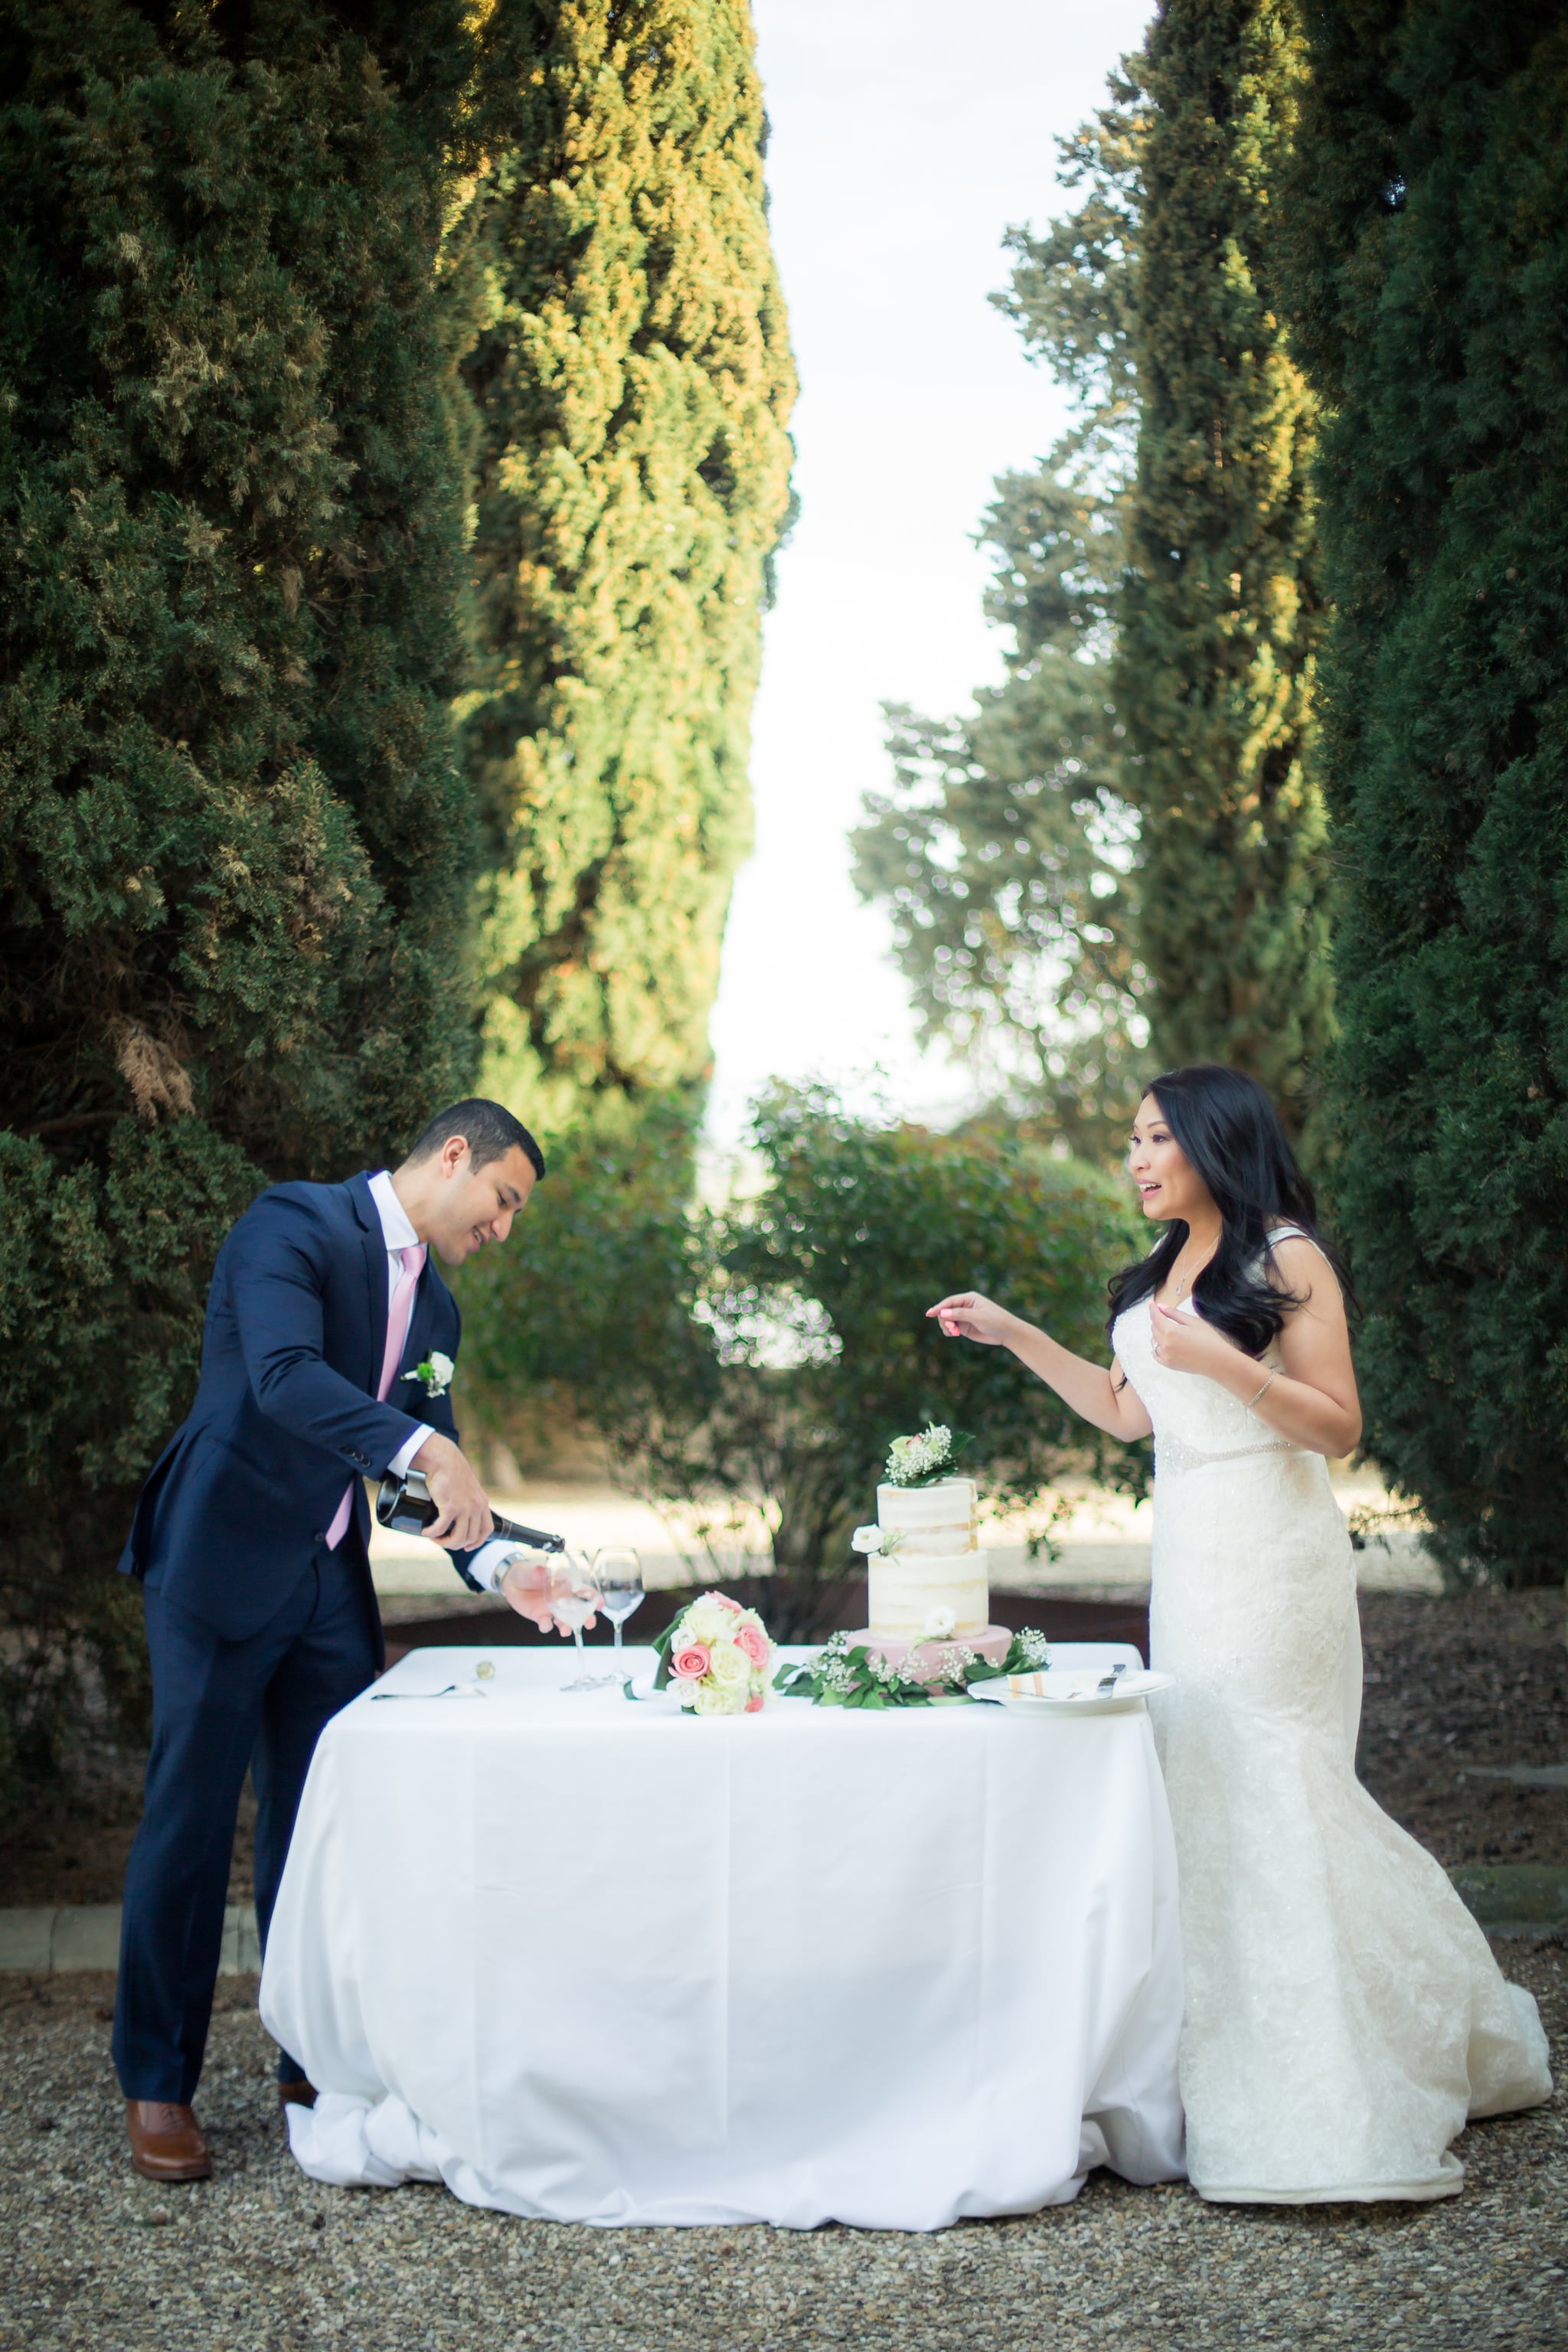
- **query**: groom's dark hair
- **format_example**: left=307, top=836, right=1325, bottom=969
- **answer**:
left=404, top=1098, right=546, bottom=1182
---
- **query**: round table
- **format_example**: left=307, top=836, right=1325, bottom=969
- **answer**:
left=260, top=1642, right=1184, bottom=2230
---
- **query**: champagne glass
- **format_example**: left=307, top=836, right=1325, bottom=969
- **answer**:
left=550, top=1551, right=612, bottom=1691
left=593, top=1548, right=644, bottom=1656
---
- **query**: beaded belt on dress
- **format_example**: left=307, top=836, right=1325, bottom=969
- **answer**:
left=1155, top=1430, right=1299, bottom=1480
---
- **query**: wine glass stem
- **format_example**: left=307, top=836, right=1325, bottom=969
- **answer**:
left=573, top=1627, right=584, bottom=1657
left=613, top=1622, right=623, bottom=1651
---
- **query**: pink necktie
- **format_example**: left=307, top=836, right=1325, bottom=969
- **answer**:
left=326, top=1242, right=428, bottom=1551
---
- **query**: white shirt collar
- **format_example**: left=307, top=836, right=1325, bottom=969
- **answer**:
left=368, top=1168, right=421, bottom=1255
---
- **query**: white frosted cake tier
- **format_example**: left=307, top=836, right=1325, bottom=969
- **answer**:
left=867, top=1475, right=988, bottom=1639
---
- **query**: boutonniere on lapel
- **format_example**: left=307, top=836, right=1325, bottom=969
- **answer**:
left=402, top=1351, right=455, bottom=1400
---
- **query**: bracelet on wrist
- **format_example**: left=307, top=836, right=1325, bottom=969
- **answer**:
left=1247, top=1367, right=1278, bottom=1410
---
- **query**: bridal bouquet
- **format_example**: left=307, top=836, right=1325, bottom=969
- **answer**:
left=652, top=1592, right=775, bottom=1716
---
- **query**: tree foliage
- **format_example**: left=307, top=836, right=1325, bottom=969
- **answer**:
left=857, top=7, right=1333, bottom=1155
left=0, top=0, right=489, bottom=1790
left=1117, top=0, right=1331, bottom=1135
left=0, top=2, right=794, bottom=1793
left=458, top=0, right=796, bottom=1130
left=852, top=83, right=1146, bottom=1161
left=462, top=1088, right=1142, bottom=1638
left=1283, top=0, right=1568, bottom=1584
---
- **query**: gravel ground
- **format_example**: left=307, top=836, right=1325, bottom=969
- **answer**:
left=1, top=1955, right=1564, bottom=2352
left=1355, top=1590, right=1568, bottom=1868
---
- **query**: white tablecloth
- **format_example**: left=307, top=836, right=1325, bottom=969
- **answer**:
left=260, top=1642, right=1184, bottom=2230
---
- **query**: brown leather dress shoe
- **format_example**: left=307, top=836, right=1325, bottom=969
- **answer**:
left=126, top=2099, right=212, bottom=2181
left=278, top=2079, right=317, bottom=2111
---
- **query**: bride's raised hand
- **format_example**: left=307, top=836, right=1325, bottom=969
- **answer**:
left=1150, top=1300, right=1244, bottom=1376
left=926, top=1291, right=1014, bottom=1347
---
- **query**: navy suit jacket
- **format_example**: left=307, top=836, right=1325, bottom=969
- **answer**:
left=119, top=1172, right=485, bottom=1641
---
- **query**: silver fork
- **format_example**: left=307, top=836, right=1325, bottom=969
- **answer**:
left=1095, top=1664, right=1130, bottom=1694
left=370, top=1683, right=487, bottom=1701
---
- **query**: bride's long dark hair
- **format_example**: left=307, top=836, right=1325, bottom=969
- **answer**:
left=1107, top=1064, right=1343, bottom=1360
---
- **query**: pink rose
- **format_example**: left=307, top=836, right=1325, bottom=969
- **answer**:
left=735, top=1620, right=769, bottom=1670
left=707, top=1591, right=743, bottom=1614
left=671, top=1643, right=711, bottom=1680
left=745, top=1692, right=765, bottom=1713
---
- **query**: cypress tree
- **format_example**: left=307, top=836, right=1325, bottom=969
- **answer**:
left=1116, top=0, right=1331, bottom=1136
left=0, top=0, right=482, bottom=1778
left=1284, top=1, right=1568, bottom=1584
left=457, top=0, right=795, bottom=1130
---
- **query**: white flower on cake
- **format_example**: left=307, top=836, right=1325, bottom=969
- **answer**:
left=851, top=1524, right=906, bottom=1559
left=922, top=1606, right=957, bottom=1640
left=886, top=1424, right=953, bottom=1485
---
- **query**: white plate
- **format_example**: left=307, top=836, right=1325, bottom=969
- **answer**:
left=970, top=1668, right=1173, bottom=1717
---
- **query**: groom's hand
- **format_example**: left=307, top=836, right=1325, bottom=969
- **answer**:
left=498, top=1554, right=562, bottom=1633
left=409, top=1431, right=492, bottom=1550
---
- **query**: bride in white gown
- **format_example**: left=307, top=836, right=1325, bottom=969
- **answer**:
left=929, top=1063, right=1550, bottom=2203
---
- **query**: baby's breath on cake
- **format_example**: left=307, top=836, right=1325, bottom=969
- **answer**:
left=884, top=1423, right=972, bottom=1486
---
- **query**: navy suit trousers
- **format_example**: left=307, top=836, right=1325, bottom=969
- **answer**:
left=113, top=1540, right=378, bottom=2103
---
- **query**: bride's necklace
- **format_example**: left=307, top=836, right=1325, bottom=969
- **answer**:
left=1170, top=1241, right=1214, bottom=1299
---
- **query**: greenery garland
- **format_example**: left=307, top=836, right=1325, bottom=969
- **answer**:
left=774, top=1629, right=1052, bottom=1711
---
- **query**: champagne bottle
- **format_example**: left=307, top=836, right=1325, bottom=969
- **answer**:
left=374, top=1469, right=565, bottom=1552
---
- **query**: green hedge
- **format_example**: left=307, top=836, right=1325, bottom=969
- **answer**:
left=1285, top=0, right=1568, bottom=1583
left=0, top=1, right=486, bottom=1792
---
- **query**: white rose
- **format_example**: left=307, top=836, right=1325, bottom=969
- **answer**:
left=428, top=1351, right=455, bottom=1388
left=923, top=1606, right=956, bottom=1639
left=708, top=1638, right=750, bottom=1689
left=681, top=1599, right=730, bottom=1645
left=851, top=1525, right=884, bottom=1555
left=693, top=1680, right=742, bottom=1717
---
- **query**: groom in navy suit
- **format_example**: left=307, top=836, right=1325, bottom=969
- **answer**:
left=113, top=1098, right=553, bottom=2181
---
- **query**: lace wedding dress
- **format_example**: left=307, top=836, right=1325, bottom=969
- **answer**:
left=1114, top=1238, right=1551, bottom=2203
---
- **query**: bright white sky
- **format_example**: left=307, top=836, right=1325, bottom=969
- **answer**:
left=705, top=0, right=1153, bottom=1150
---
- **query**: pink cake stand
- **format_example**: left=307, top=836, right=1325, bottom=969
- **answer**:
left=848, top=1625, right=1014, bottom=1677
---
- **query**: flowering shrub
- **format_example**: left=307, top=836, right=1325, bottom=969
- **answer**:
left=652, top=1592, right=775, bottom=1716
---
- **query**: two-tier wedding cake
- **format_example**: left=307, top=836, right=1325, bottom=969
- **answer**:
left=850, top=1426, right=1011, bottom=1668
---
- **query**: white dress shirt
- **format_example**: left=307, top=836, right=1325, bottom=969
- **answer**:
left=368, top=1170, right=520, bottom=1595
left=367, top=1169, right=433, bottom=1481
